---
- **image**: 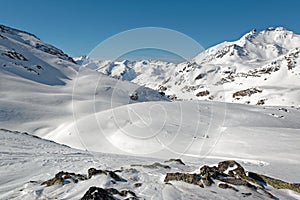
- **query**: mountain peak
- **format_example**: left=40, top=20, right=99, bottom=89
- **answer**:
left=0, top=24, right=75, bottom=64
left=0, top=24, right=78, bottom=85
left=78, top=27, right=300, bottom=107
left=0, top=24, right=40, bottom=40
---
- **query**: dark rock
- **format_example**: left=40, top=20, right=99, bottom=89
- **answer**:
left=119, top=190, right=137, bottom=197
left=108, top=171, right=122, bottom=182
left=88, top=168, right=107, bottom=179
left=105, top=188, right=120, bottom=195
left=262, top=189, right=277, bottom=199
left=0, top=34, right=7, bottom=39
left=0, top=24, right=38, bottom=38
left=218, top=160, right=247, bottom=179
left=167, top=94, right=177, bottom=100
left=88, top=168, right=123, bottom=182
left=2, top=51, right=28, bottom=61
left=134, top=183, right=142, bottom=188
left=199, top=165, right=220, bottom=179
left=35, top=43, right=76, bottom=63
left=113, top=169, right=123, bottom=173
left=195, top=73, right=206, bottom=80
left=218, top=183, right=239, bottom=192
left=257, top=99, right=265, bottom=105
left=247, top=172, right=266, bottom=186
left=195, top=160, right=300, bottom=197
left=36, top=65, right=44, bottom=70
left=158, top=85, right=167, bottom=91
left=42, top=171, right=87, bottom=186
left=241, top=192, right=252, bottom=197
left=251, top=173, right=300, bottom=193
left=199, top=165, right=222, bottom=186
left=132, top=162, right=170, bottom=169
left=202, top=176, right=214, bottom=186
left=164, top=158, right=185, bottom=165
left=103, top=188, right=137, bottom=198
left=81, top=187, right=114, bottom=200
left=164, top=172, right=204, bottom=188
left=278, top=108, right=288, bottom=112
left=130, top=92, right=138, bottom=101
left=208, top=95, right=215, bottom=100
left=233, top=88, right=262, bottom=98
left=196, top=90, right=210, bottom=97
left=159, top=91, right=165, bottom=96
left=218, top=183, right=228, bottom=189
left=82, top=187, right=137, bottom=200
left=217, top=177, right=256, bottom=190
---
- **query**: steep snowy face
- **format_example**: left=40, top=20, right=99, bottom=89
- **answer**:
left=190, top=27, right=300, bottom=106
left=0, top=25, right=77, bottom=85
left=0, top=25, right=169, bottom=138
left=80, top=27, right=300, bottom=106
left=194, top=27, right=300, bottom=67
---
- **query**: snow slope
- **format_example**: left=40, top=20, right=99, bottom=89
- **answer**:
left=45, top=100, right=300, bottom=177
left=1, top=128, right=300, bottom=200
left=78, top=27, right=300, bottom=106
left=1, top=25, right=300, bottom=199
left=0, top=25, right=77, bottom=85
left=0, top=24, right=168, bottom=137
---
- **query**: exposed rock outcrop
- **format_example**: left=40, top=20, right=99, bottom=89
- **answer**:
left=81, top=186, right=137, bottom=200
left=88, top=168, right=124, bottom=182
left=42, top=171, right=87, bottom=186
left=81, top=187, right=115, bottom=200
left=164, top=172, right=204, bottom=188
left=233, top=88, right=262, bottom=99
left=131, top=162, right=170, bottom=169
left=164, top=160, right=300, bottom=199
left=164, top=158, right=185, bottom=165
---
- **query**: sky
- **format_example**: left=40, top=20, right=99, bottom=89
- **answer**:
left=1, top=0, right=300, bottom=59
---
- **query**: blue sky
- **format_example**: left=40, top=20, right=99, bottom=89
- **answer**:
left=1, top=0, right=300, bottom=58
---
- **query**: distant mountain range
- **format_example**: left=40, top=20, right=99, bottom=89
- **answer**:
left=75, top=27, right=300, bottom=107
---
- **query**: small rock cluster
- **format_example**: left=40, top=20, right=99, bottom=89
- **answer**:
left=165, top=173, right=203, bottom=187
left=81, top=186, right=138, bottom=200
left=129, top=92, right=138, bottom=101
left=196, top=90, right=210, bottom=97
left=164, top=160, right=300, bottom=199
left=2, top=50, right=28, bottom=61
left=42, top=167, right=140, bottom=200
left=164, top=158, right=185, bottom=165
left=131, top=162, right=171, bottom=169
left=88, top=168, right=124, bottom=181
left=41, top=171, right=87, bottom=186
left=41, top=160, right=300, bottom=199
left=233, top=88, right=262, bottom=99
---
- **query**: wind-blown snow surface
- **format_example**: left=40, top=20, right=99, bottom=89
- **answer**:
left=1, top=129, right=300, bottom=200
left=1, top=25, right=300, bottom=199
left=78, top=27, right=300, bottom=106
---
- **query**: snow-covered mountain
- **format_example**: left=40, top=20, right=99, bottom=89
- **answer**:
left=1, top=25, right=300, bottom=199
left=0, top=25, right=78, bottom=85
left=78, top=27, right=300, bottom=106
left=0, top=24, right=168, bottom=137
